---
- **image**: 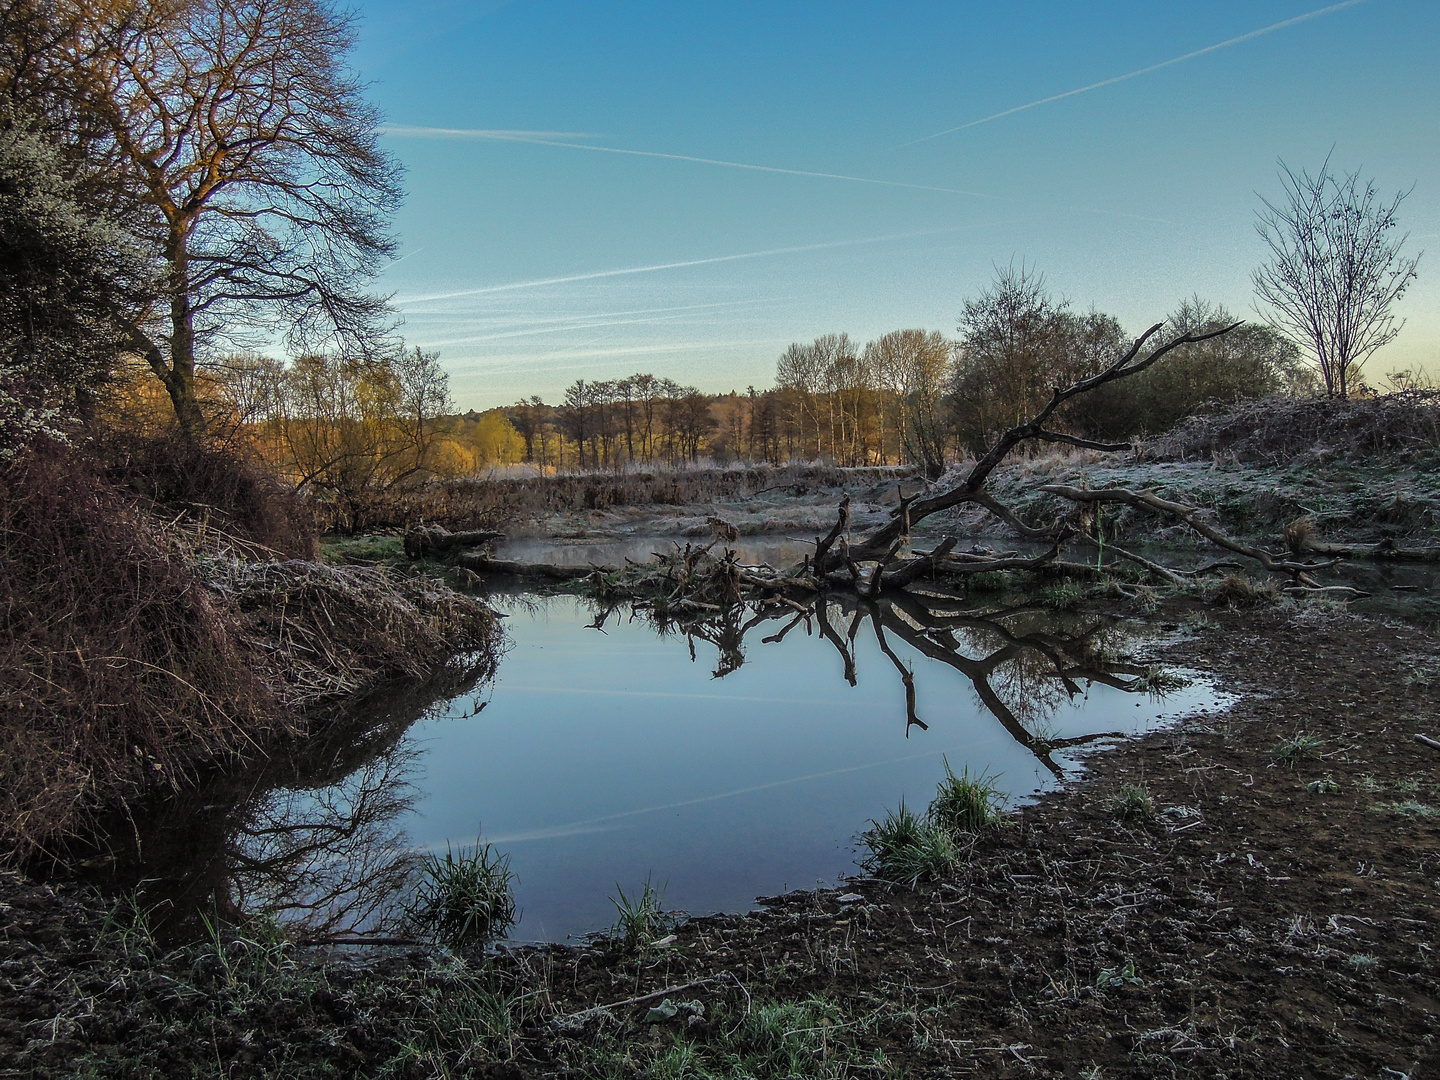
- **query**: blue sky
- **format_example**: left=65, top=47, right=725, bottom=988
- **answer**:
left=350, top=1, right=1439, bottom=410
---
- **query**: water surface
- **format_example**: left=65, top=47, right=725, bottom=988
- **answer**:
left=110, top=590, right=1225, bottom=942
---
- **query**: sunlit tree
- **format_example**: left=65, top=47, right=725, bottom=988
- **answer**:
left=7, top=0, right=403, bottom=436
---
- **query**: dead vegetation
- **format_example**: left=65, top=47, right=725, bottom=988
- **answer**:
left=0, top=438, right=503, bottom=863
left=1148, top=389, right=1440, bottom=464
left=421, top=322, right=1438, bottom=602
left=337, top=463, right=916, bottom=535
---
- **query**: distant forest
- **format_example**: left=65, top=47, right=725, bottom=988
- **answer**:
left=474, top=277, right=1308, bottom=477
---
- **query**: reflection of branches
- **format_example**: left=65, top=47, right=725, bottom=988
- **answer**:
left=88, top=663, right=494, bottom=941
left=642, top=591, right=1153, bottom=780
left=227, top=745, right=422, bottom=936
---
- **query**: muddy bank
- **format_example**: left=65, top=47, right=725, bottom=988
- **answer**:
left=3, top=598, right=1437, bottom=1077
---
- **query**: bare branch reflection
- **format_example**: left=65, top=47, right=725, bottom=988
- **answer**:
left=608, top=589, right=1173, bottom=780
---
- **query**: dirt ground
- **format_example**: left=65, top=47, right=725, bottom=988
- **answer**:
left=3, top=596, right=1438, bottom=1078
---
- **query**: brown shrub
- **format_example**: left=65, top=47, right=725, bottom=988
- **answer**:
left=0, top=442, right=285, bottom=859
left=0, top=441, right=503, bottom=862
left=100, top=430, right=318, bottom=558
left=1148, top=392, right=1440, bottom=464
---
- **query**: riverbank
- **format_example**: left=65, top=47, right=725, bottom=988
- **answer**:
left=4, top=596, right=1437, bottom=1078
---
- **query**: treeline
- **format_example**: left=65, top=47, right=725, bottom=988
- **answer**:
left=495, top=269, right=1309, bottom=477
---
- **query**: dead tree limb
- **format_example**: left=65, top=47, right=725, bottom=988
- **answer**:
left=1039, top=485, right=1334, bottom=580
left=838, top=321, right=1240, bottom=564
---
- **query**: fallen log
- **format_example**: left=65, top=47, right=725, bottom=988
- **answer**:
left=452, top=552, right=602, bottom=580
left=1299, top=538, right=1440, bottom=562
left=404, top=525, right=505, bottom=559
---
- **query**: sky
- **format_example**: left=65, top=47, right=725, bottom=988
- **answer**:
left=348, top=0, right=1440, bottom=411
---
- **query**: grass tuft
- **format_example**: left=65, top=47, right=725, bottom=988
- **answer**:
left=407, top=837, right=518, bottom=947
left=1107, top=782, right=1156, bottom=822
left=863, top=763, right=1006, bottom=887
left=930, top=760, right=1004, bottom=834
left=1271, top=733, right=1325, bottom=766
left=609, top=874, right=673, bottom=950
left=1040, top=579, right=1088, bottom=609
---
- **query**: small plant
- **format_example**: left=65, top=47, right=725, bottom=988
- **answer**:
left=1356, top=774, right=1383, bottom=794
left=610, top=874, right=672, bottom=950
left=1040, top=579, right=1088, bottom=610
left=407, top=837, right=518, bottom=947
left=930, top=760, right=1003, bottom=834
left=1182, top=611, right=1218, bottom=633
left=1307, top=774, right=1341, bottom=794
left=1133, top=666, right=1189, bottom=697
left=1107, top=782, right=1156, bottom=822
left=861, top=801, right=964, bottom=888
left=1346, top=952, right=1378, bottom=975
left=1210, top=574, right=1281, bottom=608
left=967, top=570, right=1010, bottom=592
left=1272, top=733, right=1325, bottom=767
left=1096, top=958, right=1143, bottom=989
left=1384, top=799, right=1439, bottom=818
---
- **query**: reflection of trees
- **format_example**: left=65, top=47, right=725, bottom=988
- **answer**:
left=85, top=663, right=492, bottom=940
left=607, top=589, right=1164, bottom=780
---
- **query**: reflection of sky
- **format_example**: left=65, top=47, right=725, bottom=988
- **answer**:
left=397, top=596, right=1225, bottom=942
left=345, top=1, right=1439, bottom=407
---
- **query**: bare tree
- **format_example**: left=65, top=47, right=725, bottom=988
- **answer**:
left=1253, top=157, right=1421, bottom=399
left=17, top=0, right=403, bottom=436
left=866, top=329, right=952, bottom=478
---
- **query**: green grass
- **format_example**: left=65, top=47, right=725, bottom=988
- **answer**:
left=1106, top=782, right=1156, bottom=822
left=1040, top=579, right=1088, bottom=609
left=1383, top=799, right=1439, bottom=818
left=1346, top=953, right=1379, bottom=975
left=406, top=838, right=518, bottom=947
left=609, top=874, right=673, bottom=950
left=967, top=570, right=1011, bottom=592
left=1132, top=666, right=1190, bottom=697
left=1271, top=733, right=1325, bottom=767
left=930, top=760, right=1004, bottom=834
left=862, top=801, right=958, bottom=888
left=321, top=534, right=405, bottom=564
left=863, top=763, right=1006, bottom=887
left=574, top=995, right=882, bottom=1080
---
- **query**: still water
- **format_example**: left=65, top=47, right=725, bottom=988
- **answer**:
left=116, top=590, right=1225, bottom=942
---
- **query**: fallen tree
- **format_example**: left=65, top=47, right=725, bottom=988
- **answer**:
left=408, top=319, right=1398, bottom=603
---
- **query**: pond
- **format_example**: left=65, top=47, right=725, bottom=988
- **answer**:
left=103, top=588, right=1226, bottom=943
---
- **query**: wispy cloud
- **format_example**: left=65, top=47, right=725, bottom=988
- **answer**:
left=435, top=340, right=787, bottom=374
left=381, top=125, right=997, bottom=199
left=904, top=0, right=1372, bottom=145
left=394, top=225, right=989, bottom=305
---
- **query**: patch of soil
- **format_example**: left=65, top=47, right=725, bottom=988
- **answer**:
left=3, top=602, right=1439, bottom=1077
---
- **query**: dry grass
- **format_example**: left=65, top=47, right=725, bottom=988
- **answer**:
left=0, top=439, right=503, bottom=862
left=1148, top=391, right=1440, bottom=464
left=204, top=558, right=503, bottom=708
left=318, top=463, right=918, bottom=533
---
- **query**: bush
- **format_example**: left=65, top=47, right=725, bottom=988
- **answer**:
left=0, top=440, right=282, bottom=859
left=101, top=430, right=317, bottom=558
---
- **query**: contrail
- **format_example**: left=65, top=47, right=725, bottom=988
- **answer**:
left=904, top=0, right=1372, bottom=145
left=477, top=743, right=971, bottom=845
left=394, top=226, right=986, bottom=305
left=382, top=124, right=997, bottom=199
left=405, top=300, right=781, bottom=348
left=381, top=126, right=596, bottom=140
